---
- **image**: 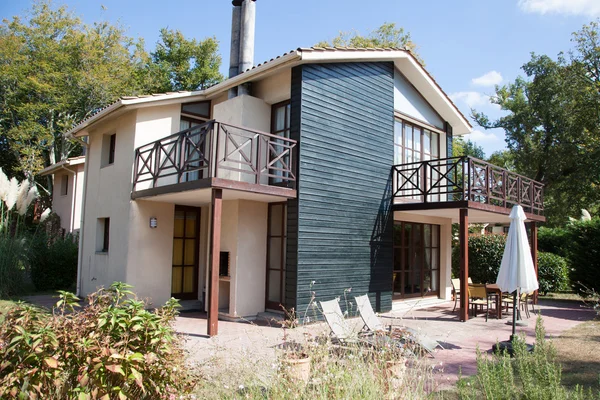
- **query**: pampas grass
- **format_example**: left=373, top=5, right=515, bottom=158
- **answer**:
left=17, top=186, right=38, bottom=216
left=4, top=178, right=19, bottom=211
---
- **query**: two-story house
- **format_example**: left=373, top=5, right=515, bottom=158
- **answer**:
left=68, top=2, right=544, bottom=336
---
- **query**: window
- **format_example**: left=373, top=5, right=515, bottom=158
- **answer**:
left=60, top=174, right=69, bottom=196
left=97, top=218, right=110, bottom=252
left=394, top=119, right=440, bottom=165
left=108, top=134, right=116, bottom=164
left=102, top=134, right=116, bottom=167
left=269, top=101, right=291, bottom=185
left=181, top=101, right=210, bottom=119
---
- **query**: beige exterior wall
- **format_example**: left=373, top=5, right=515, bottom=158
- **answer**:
left=51, top=163, right=85, bottom=233
left=253, top=69, right=291, bottom=105
left=393, top=211, right=454, bottom=301
left=125, top=200, right=174, bottom=307
left=80, top=111, right=137, bottom=296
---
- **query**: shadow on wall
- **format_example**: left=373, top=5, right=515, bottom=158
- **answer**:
left=369, top=173, right=394, bottom=312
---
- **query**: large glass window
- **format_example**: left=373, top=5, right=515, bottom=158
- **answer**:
left=269, top=101, right=291, bottom=185
left=394, top=120, right=440, bottom=165
left=393, top=222, right=440, bottom=299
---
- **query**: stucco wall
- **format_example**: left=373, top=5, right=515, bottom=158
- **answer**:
left=231, top=200, right=268, bottom=317
left=125, top=200, right=174, bottom=307
left=219, top=200, right=239, bottom=312
left=394, top=69, right=444, bottom=130
left=51, top=163, right=84, bottom=233
left=253, top=69, right=291, bottom=105
left=80, top=111, right=137, bottom=296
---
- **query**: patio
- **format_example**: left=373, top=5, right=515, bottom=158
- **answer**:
left=176, top=299, right=595, bottom=389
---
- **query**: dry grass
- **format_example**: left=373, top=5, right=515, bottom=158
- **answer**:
left=554, top=320, right=600, bottom=391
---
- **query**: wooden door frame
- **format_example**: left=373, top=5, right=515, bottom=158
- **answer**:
left=171, top=205, right=201, bottom=300
left=265, top=202, right=287, bottom=310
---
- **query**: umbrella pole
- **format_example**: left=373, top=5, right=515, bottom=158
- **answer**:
left=511, top=290, right=517, bottom=341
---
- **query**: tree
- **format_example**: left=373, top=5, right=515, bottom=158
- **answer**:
left=473, top=21, right=600, bottom=225
left=317, top=22, right=424, bottom=65
left=0, top=2, right=147, bottom=177
left=487, top=150, right=515, bottom=171
left=145, top=28, right=223, bottom=93
left=452, top=137, right=485, bottom=159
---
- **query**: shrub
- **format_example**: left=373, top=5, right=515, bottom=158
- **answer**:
left=565, top=218, right=600, bottom=295
left=538, top=252, right=570, bottom=295
left=538, top=226, right=570, bottom=258
left=452, top=234, right=506, bottom=284
left=0, top=283, right=197, bottom=399
left=30, top=232, right=78, bottom=291
left=0, top=236, right=26, bottom=297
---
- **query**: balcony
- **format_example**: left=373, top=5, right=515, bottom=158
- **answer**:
left=392, top=156, right=544, bottom=221
left=132, top=120, right=297, bottom=199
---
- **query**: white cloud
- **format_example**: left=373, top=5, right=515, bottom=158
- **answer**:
left=518, top=0, right=600, bottom=17
left=466, top=129, right=501, bottom=144
left=449, top=91, right=490, bottom=108
left=472, top=71, right=503, bottom=87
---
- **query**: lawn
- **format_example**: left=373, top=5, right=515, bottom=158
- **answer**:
left=554, top=319, right=600, bottom=392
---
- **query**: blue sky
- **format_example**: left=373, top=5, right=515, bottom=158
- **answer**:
left=2, top=0, right=599, bottom=156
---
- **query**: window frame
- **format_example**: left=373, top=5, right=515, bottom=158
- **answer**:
left=108, top=134, right=116, bottom=165
left=60, top=174, right=69, bottom=196
left=394, top=118, right=442, bottom=165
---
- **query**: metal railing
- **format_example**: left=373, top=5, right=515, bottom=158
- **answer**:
left=133, top=120, right=297, bottom=192
left=392, top=156, right=544, bottom=215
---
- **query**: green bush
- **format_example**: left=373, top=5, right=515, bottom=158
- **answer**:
left=538, top=226, right=570, bottom=258
left=565, top=218, right=600, bottom=295
left=0, top=283, right=197, bottom=399
left=0, top=236, right=26, bottom=297
left=452, top=234, right=506, bottom=284
left=30, top=233, right=78, bottom=291
left=538, top=252, right=570, bottom=295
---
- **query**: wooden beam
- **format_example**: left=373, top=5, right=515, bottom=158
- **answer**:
left=459, top=208, right=469, bottom=322
left=207, top=188, right=223, bottom=336
left=531, top=221, right=539, bottom=305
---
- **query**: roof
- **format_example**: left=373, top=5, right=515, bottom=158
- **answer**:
left=67, top=47, right=472, bottom=136
left=39, top=156, right=86, bottom=176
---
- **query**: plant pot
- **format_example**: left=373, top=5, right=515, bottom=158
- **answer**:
left=281, top=355, right=311, bottom=383
left=385, top=359, right=406, bottom=380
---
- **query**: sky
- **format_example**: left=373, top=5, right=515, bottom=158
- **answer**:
left=2, top=0, right=599, bottom=156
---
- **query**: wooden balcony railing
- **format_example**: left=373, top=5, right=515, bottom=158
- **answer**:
left=392, top=156, right=544, bottom=215
left=133, top=120, right=297, bottom=192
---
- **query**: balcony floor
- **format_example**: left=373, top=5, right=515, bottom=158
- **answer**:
left=132, top=177, right=296, bottom=206
left=393, top=200, right=545, bottom=223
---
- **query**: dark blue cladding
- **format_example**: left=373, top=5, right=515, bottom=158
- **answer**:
left=287, top=62, right=395, bottom=318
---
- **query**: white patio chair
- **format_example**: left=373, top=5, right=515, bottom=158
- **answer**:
left=319, top=298, right=357, bottom=342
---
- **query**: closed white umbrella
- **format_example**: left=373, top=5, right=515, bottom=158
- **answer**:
left=495, top=205, right=539, bottom=353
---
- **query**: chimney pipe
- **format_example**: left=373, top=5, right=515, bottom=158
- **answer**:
left=238, top=0, right=256, bottom=96
left=228, top=1, right=242, bottom=99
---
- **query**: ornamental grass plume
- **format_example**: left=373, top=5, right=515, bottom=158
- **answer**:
left=18, top=185, right=38, bottom=216
left=15, top=180, right=30, bottom=215
left=0, top=168, right=9, bottom=204
left=40, top=208, right=51, bottom=222
left=5, top=177, right=20, bottom=211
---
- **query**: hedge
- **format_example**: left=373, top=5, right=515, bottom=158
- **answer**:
left=30, top=233, right=78, bottom=292
left=565, top=218, right=600, bottom=294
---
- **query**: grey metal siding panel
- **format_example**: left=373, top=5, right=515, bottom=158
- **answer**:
left=290, top=62, right=395, bottom=318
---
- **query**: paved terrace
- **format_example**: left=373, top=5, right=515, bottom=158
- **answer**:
left=176, top=300, right=595, bottom=388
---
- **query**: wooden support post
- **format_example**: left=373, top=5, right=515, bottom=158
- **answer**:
left=207, top=188, right=223, bottom=337
left=459, top=208, right=469, bottom=322
left=531, top=221, right=538, bottom=305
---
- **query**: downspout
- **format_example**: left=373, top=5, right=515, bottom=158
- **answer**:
left=66, top=134, right=90, bottom=297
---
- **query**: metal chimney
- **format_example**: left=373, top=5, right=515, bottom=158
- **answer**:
left=229, top=0, right=256, bottom=98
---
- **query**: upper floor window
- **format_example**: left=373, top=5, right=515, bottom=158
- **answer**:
left=101, top=133, right=116, bottom=167
left=180, top=101, right=210, bottom=182
left=270, top=100, right=291, bottom=185
left=60, top=174, right=69, bottom=196
left=181, top=101, right=210, bottom=120
left=394, top=119, right=440, bottom=165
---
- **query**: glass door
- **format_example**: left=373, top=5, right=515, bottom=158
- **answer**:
left=269, top=101, right=291, bottom=185
left=171, top=206, right=200, bottom=300
left=393, top=222, right=440, bottom=299
left=266, top=202, right=287, bottom=310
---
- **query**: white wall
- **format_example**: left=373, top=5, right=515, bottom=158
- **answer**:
left=125, top=200, right=174, bottom=307
left=51, top=163, right=84, bottom=233
left=212, top=95, right=271, bottom=184
left=253, top=69, right=291, bottom=105
left=394, top=69, right=444, bottom=130
left=80, top=111, right=137, bottom=296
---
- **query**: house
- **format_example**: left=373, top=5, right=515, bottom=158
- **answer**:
left=67, top=1, right=544, bottom=336
left=39, top=156, right=86, bottom=234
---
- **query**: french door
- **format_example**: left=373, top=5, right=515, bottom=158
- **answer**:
left=393, top=222, right=440, bottom=299
left=269, top=101, right=291, bottom=186
left=265, top=202, right=286, bottom=310
left=171, top=206, right=200, bottom=300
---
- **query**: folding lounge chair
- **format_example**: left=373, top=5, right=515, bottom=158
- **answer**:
left=354, top=294, right=443, bottom=356
left=319, top=298, right=359, bottom=343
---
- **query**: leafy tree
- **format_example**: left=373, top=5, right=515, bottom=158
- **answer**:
left=317, top=22, right=423, bottom=64
left=473, top=21, right=600, bottom=225
left=452, top=137, right=485, bottom=159
left=487, top=150, right=515, bottom=171
left=145, top=28, right=223, bottom=93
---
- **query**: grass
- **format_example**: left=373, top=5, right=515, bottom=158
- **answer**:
left=554, top=320, right=600, bottom=392
left=540, top=292, right=586, bottom=303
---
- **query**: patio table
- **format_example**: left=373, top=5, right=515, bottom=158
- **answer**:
left=486, top=283, right=503, bottom=319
